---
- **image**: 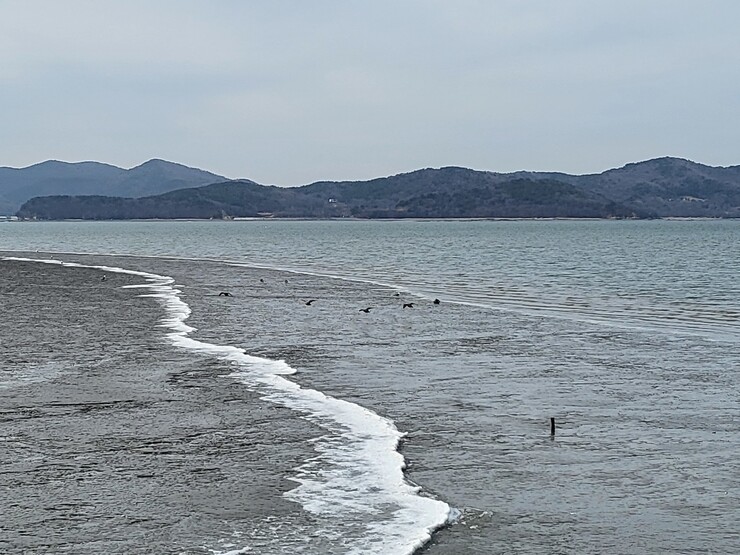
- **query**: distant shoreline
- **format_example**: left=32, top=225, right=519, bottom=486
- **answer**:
left=6, top=216, right=736, bottom=223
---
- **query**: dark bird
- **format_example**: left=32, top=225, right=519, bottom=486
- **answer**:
left=101, top=275, right=107, bottom=282
left=393, top=292, right=400, bottom=297
left=433, top=298, right=440, bottom=304
left=305, top=299, right=316, bottom=305
left=218, top=292, right=233, bottom=297
left=403, top=303, right=414, bottom=308
left=259, top=278, right=265, bottom=283
left=359, top=307, right=372, bottom=313
left=285, top=279, right=289, bottom=284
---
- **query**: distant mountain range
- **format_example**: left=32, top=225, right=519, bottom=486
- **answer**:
left=0, top=159, right=225, bottom=215
left=8, top=157, right=740, bottom=219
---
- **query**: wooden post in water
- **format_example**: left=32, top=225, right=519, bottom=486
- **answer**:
left=550, top=417, right=556, bottom=437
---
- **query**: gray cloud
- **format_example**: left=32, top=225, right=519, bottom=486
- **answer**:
left=2, top=0, right=740, bottom=184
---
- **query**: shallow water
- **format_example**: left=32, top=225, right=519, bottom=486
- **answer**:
left=1, top=219, right=739, bottom=553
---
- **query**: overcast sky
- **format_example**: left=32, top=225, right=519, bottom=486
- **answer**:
left=2, top=1, right=739, bottom=184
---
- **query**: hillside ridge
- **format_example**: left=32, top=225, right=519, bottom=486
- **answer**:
left=10, top=157, right=740, bottom=219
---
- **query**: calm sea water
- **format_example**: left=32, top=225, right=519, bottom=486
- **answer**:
left=2, top=219, right=738, bottom=553
left=2, top=219, right=739, bottom=339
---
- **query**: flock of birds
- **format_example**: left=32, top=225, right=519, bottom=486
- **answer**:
left=215, top=278, right=441, bottom=312
left=100, top=273, right=441, bottom=310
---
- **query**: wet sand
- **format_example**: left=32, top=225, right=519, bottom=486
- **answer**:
left=4, top=252, right=737, bottom=554
left=0, top=257, right=316, bottom=554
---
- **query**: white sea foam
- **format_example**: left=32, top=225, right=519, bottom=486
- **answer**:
left=3, top=256, right=451, bottom=554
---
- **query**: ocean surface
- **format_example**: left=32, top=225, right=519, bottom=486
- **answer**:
left=1, top=219, right=738, bottom=554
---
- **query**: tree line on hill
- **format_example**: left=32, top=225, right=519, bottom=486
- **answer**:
left=11, top=157, right=740, bottom=220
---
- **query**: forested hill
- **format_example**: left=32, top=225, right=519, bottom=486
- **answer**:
left=15, top=157, right=740, bottom=219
